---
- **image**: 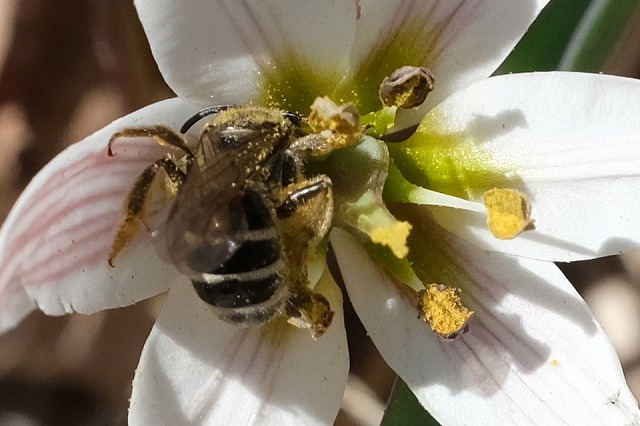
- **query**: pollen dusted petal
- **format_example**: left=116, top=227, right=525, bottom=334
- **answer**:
left=422, top=72, right=640, bottom=261
left=0, top=98, right=195, bottom=331
left=129, top=269, right=348, bottom=425
left=331, top=228, right=640, bottom=424
left=349, top=0, right=549, bottom=122
left=134, top=0, right=357, bottom=106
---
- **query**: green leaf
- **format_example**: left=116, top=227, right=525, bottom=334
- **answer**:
left=498, top=0, right=594, bottom=72
left=558, top=0, right=640, bottom=71
left=381, top=378, right=440, bottom=426
left=497, top=0, right=640, bottom=73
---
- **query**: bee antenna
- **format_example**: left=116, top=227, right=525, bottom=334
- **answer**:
left=180, top=105, right=234, bottom=134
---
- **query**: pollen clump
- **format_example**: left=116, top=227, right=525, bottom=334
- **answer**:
left=308, top=96, right=363, bottom=149
left=369, top=221, right=412, bottom=259
left=418, top=284, right=474, bottom=340
left=483, top=188, right=534, bottom=239
left=286, top=293, right=334, bottom=340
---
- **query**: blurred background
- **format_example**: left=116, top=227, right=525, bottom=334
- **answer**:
left=0, top=0, right=639, bottom=424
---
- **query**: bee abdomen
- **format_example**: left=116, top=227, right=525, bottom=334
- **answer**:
left=192, top=229, right=287, bottom=325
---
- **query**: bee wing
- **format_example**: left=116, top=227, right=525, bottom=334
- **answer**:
left=162, top=131, right=278, bottom=276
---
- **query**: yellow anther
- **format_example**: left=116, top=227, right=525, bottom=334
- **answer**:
left=418, top=284, right=474, bottom=340
left=483, top=188, right=534, bottom=239
left=369, top=221, right=412, bottom=258
left=308, top=96, right=363, bottom=149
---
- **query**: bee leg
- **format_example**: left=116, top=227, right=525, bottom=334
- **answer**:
left=274, top=175, right=335, bottom=338
left=275, top=175, right=333, bottom=243
left=108, top=125, right=194, bottom=157
left=285, top=290, right=334, bottom=339
left=279, top=135, right=327, bottom=186
left=108, top=156, right=187, bottom=267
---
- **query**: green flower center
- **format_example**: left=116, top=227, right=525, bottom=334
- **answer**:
left=257, top=18, right=434, bottom=115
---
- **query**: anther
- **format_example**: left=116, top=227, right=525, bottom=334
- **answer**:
left=483, top=188, right=534, bottom=239
left=307, top=97, right=363, bottom=149
left=418, top=284, right=474, bottom=340
left=379, top=66, right=435, bottom=109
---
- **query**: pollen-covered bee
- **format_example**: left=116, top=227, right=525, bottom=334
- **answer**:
left=107, top=99, right=362, bottom=338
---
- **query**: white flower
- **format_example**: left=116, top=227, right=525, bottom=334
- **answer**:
left=1, top=0, right=639, bottom=424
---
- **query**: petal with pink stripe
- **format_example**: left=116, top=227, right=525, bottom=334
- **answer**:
left=352, top=0, right=549, bottom=123
left=0, top=98, right=199, bottom=331
left=332, top=224, right=640, bottom=424
left=129, top=268, right=349, bottom=425
left=134, top=0, right=357, bottom=106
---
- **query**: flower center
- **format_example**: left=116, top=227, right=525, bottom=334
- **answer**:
left=300, top=70, right=480, bottom=340
left=263, top=61, right=536, bottom=340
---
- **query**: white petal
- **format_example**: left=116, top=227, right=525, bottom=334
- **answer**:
left=423, top=72, right=640, bottom=261
left=351, top=0, right=548, bottom=125
left=134, top=0, right=357, bottom=106
left=129, top=272, right=348, bottom=425
left=0, top=98, right=197, bottom=332
left=331, top=227, right=640, bottom=425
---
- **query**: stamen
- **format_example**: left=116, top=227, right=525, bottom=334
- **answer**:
left=483, top=188, right=534, bottom=239
left=384, top=163, right=485, bottom=212
left=379, top=66, right=435, bottom=109
left=344, top=190, right=412, bottom=259
left=408, top=186, right=486, bottom=212
left=361, top=106, right=397, bottom=138
left=418, top=284, right=474, bottom=340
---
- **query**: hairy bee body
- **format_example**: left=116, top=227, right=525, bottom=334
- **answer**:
left=167, top=107, right=299, bottom=324
left=109, top=106, right=334, bottom=330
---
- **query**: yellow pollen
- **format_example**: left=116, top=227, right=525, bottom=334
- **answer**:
left=308, top=96, right=363, bottom=149
left=418, top=284, right=474, bottom=340
left=369, top=221, right=412, bottom=258
left=483, top=188, right=534, bottom=239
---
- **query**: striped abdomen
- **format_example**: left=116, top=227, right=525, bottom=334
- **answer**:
left=191, top=189, right=287, bottom=325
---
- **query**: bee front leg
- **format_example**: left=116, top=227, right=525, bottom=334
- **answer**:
left=108, top=125, right=194, bottom=157
left=108, top=156, right=187, bottom=267
left=274, top=175, right=335, bottom=338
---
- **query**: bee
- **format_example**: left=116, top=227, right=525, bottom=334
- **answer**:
left=107, top=104, right=353, bottom=338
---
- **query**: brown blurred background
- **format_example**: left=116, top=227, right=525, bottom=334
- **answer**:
left=0, top=1, right=639, bottom=425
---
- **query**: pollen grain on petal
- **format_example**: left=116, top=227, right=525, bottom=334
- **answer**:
left=483, top=188, right=534, bottom=239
